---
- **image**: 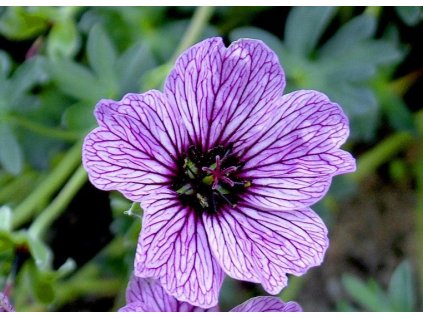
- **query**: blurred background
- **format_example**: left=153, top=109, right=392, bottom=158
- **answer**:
left=0, top=6, right=422, bottom=312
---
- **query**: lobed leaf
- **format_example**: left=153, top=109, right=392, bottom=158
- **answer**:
left=285, top=6, right=336, bottom=57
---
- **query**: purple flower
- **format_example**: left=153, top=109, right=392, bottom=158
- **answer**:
left=83, top=37, right=356, bottom=308
left=0, top=293, right=15, bottom=312
left=119, top=275, right=302, bottom=312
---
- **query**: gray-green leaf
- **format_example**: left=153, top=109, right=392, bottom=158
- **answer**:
left=0, top=122, right=23, bottom=175
left=388, top=261, right=416, bottom=311
left=285, top=6, right=336, bottom=57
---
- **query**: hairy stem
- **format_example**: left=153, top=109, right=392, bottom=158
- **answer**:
left=12, top=141, right=83, bottom=229
left=353, top=131, right=415, bottom=182
left=29, top=165, right=87, bottom=238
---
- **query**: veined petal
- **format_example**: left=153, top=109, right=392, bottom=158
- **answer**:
left=230, top=296, right=302, bottom=312
left=164, top=37, right=285, bottom=152
left=135, top=189, right=224, bottom=308
left=95, top=91, right=187, bottom=160
left=120, top=275, right=218, bottom=312
left=204, top=203, right=328, bottom=294
left=239, top=90, right=356, bottom=210
left=83, top=90, right=187, bottom=201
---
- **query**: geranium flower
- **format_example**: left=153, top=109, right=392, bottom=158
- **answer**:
left=0, top=293, right=14, bottom=312
left=83, top=37, right=356, bottom=308
left=119, top=275, right=301, bottom=312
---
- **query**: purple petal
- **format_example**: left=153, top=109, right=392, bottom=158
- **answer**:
left=204, top=203, right=328, bottom=294
left=238, top=90, right=356, bottom=210
left=230, top=296, right=302, bottom=312
left=119, top=303, right=147, bottom=312
left=82, top=90, right=187, bottom=201
left=134, top=189, right=224, bottom=308
left=164, top=37, right=285, bottom=152
left=0, top=293, right=14, bottom=312
left=119, top=275, right=218, bottom=312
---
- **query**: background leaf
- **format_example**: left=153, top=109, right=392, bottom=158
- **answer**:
left=47, top=20, right=80, bottom=59
left=388, top=261, right=416, bottom=311
left=284, top=6, right=336, bottom=57
left=0, top=122, right=23, bottom=175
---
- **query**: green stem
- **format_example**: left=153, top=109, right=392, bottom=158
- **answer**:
left=390, top=67, right=423, bottom=96
left=29, top=165, right=87, bottom=238
left=353, top=131, right=415, bottom=182
left=5, top=114, right=80, bottom=141
left=12, top=141, right=83, bottom=229
left=170, top=6, right=215, bottom=63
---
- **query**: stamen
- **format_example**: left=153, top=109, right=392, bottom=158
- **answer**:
left=215, top=190, right=237, bottom=208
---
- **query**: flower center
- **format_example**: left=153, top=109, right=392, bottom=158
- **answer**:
left=172, top=145, right=250, bottom=215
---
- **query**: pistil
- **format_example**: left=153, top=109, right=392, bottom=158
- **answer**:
left=202, top=155, right=238, bottom=190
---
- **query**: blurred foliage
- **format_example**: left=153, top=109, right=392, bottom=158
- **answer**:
left=0, top=6, right=422, bottom=312
left=339, top=261, right=417, bottom=311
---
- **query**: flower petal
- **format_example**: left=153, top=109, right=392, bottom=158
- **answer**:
left=83, top=90, right=187, bottom=201
left=120, top=275, right=217, bottom=312
left=0, top=293, right=14, bottom=312
left=230, top=296, right=302, bottom=312
left=164, top=37, right=285, bottom=152
left=134, top=189, right=224, bottom=308
left=204, top=203, right=328, bottom=294
left=238, top=90, right=356, bottom=210
left=119, top=302, right=147, bottom=312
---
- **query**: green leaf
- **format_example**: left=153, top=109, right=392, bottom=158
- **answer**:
left=285, top=6, right=336, bottom=57
left=62, top=101, right=96, bottom=132
left=395, top=6, right=422, bottom=26
left=87, top=24, right=118, bottom=94
left=0, top=122, right=23, bottom=175
left=0, top=205, right=12, bottom=232
left=28, top=261, right=55, bottom=304
left=50, top=59, right=106, bottom=101
left=6, top=56, right=49, bottom=106
left=388, top=261, right=416, bottom=311
left=378, top=87, right=415, bottom=133
left=47, top=20, right=80, bottom=59
left=26, top=234, right=52, bottom=271
left=331, top=85, right=378, bottom=142
left=116, top=42, right=156, bottom=93
left=0, top=7, right=49, bottom=40
left=342, top=274, right=390, bottom=311
left=320, top=14, right=376, bottom=58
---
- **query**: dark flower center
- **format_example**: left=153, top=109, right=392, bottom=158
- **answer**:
left=172, top=145, right=250, bottom=215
